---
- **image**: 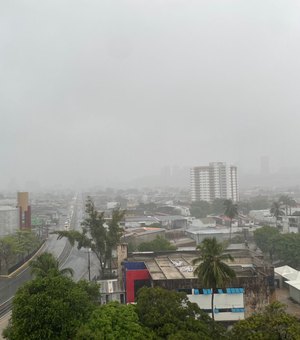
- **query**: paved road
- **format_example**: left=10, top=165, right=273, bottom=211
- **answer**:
left=59, top=197, right=99, bottom=281
left=0, top=195, right=81, bottom=305
left=0, top=194, right=101, bottom=335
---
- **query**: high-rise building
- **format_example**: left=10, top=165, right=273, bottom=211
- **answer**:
left=17, top=192, right=31, bottom=229
left=190, top=162, right=238, bottom=202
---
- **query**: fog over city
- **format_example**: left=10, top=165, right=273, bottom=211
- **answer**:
left=1, top=0, right=300, bottom=190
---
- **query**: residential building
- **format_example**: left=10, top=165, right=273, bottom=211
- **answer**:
left=190, top=162, right=238, bottom=202
left=0, top=206, right=19, bottom=236
left=122, top=247, right=274, bottom=321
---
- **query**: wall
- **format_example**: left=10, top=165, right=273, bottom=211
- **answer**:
left=123, top=261, right=151, bottom=303
left=289, top=286, right=300, bottom=304
left=125, top=269, right=151, bottom=303
left=187, top=289, right=245, bottom=321
left=0, top=207, right=19, bottom=236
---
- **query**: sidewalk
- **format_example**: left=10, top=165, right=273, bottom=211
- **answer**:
left=0, top=312, right=11, bottom=340
left=275, top=287, right=300, bottom=318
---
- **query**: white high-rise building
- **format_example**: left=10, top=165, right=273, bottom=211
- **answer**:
left=190, top=162, right=238, bottom=202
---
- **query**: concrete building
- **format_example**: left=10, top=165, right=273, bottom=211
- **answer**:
left=190, top=162, right=238, bottom=202
left=98, top=279, right=125, bottom=305
left=123, top=248, right=274, bottom=321
left=123, top=227, right=166, bottom=248
left=275, top=266, right=300, bottom=303
left=17, top=192, right=31, bottom=229
left=0, top=206, right=19, bottom=236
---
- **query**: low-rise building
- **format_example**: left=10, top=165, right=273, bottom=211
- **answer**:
left=122, top=248, right=274, bottom=321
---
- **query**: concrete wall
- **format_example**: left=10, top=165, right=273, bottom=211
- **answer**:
left=187, top=290, right=245, bottom=321
left=289, top=286, right=300, bottom=303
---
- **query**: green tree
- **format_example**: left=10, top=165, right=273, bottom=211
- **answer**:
left=190, top=201, right=211, bottom=218
left=254, top=226, right=280, bottom=262
left=249, top=195, right=270, bottom=210
left=136, top=287, right=219, bottom=339
left=3, top=275, right=99, bottom=340
left=192, top=238, right=236, bottom=321
left=211, top=198, right=227, bottom=215
left=54, top=197, right=125, bottom=279
left=137, top=236, right=177, bottom=252
left=270, top=201, right=285, bottom=228
left=228, top=302, right=300, bottom=339
left=223, top=199, right=238, bottom=240
left=279, top=195, right=297, bottom=216
left=0, top=236, right=21, bottom=273
left=273, top=233, right=300, bottom=268
left=15, top=230, right=40, bottom=258
left=255, top=228, right=300, bottom=268
left=30, top=252, right=74, bottom=278
left=75, top=302, right=153, bottom=340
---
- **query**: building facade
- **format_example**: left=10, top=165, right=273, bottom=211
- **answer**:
left=17, top=192, right=31, bottom=229
left=190, top=162, right=238, bottom=202
left=0, top=206, right=19, bottom=236
left=122, top=248, right=275, bottom=321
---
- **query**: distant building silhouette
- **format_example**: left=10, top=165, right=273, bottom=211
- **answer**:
left=190, top=162, right=238, bottom=202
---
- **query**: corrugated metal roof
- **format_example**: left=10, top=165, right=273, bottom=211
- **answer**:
left=144, top=254, right=197, bottom=280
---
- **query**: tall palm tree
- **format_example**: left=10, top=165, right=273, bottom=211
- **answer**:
left=270, top=201, right=284, bottom=228
left=279, top=195, right=297, bottom=215
left=30, top=252, right=74, bottom=278
left=224, top=199, right=238, bottom=240
left=192, top=238, right=236, bottom=321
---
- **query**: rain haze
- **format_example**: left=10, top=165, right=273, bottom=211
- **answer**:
left=1, top=0, right=300, bottom=190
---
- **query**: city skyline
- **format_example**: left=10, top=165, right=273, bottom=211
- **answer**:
left=2, top=1, right=300, bottom=189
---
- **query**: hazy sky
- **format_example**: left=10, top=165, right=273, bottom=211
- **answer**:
left=1, top=0, right=300, bottom=189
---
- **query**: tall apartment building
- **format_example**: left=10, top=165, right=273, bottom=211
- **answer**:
left=190, top=162, right=238, bottom=202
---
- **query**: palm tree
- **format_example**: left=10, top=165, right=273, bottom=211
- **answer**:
left=30, top=252, right=74, bottom=278
left=224, top=199, right=238, bottom=240
left=270, top=201, right=284, bottom=228
left=279, top=195, right=296, bottom=215
left=192, top=238, right=236, bottom=321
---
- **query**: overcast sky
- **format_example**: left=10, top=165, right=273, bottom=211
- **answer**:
left=1, top=0, right=300, bottom=189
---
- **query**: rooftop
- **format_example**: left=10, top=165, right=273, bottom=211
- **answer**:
left=127, top=249, right=266, bottom=281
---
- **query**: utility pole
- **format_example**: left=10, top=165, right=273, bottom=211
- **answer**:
left=87, top=248, right=91, bottom=281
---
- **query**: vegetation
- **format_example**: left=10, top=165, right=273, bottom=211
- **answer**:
left=223, top=199, right=238, bottom=240
left=54, top=197, right=125, bottom=279
left=0, top=231, right=40, bottom=274
left=75, top=302, right=152, bottom=340
left=279, top=195, right=296, bottom=216
left=190, top=196, right=270, bottom=219
left=190, top=199, right=227, bottom=218
left=254, top=226, right=300, bottom=268
left=137, top=236, right=177, bottom=252
left=5, top=273, right=300, bottom=340
left=253, top=226, right=280, bottom=262
left=30, top=252, right=74, bottom=278
left=229, top=302, right=300, bottom=339
left=270, top=201, right=285, bottom=228
left=3, top=273, right=100, bottom=340
left=192, top=238, right=236, bottom=321
left=136, top=287, right=222, bottom=339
